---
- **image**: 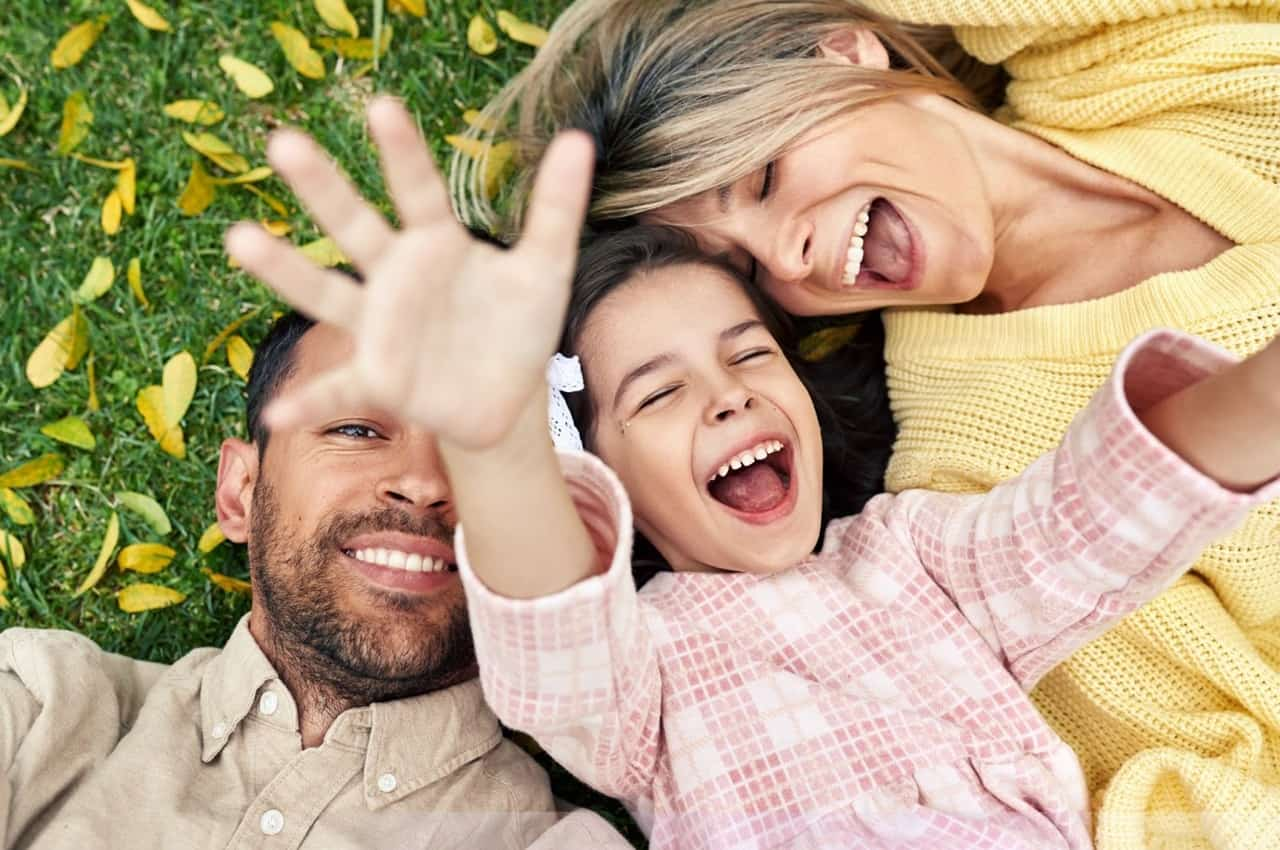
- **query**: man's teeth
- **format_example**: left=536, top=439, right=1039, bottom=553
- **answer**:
left=348, top=548, right=450, bottom=573
left=710, top=440, right=785, bottom=483
left=842, top=201, right=873, bottom=285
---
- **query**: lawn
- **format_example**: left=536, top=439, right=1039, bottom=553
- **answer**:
left=0, top=1, right=643, bottom=843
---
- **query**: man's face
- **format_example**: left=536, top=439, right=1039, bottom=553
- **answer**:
left=217, top=323, right=473, bottom=702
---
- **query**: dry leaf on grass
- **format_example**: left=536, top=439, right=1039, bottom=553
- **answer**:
left=75, top=512, right=119, bottom=595
left=467, top=15, right=498, bottom=55
left=52, top=19, right=106, bottom=69
left=0, top=489, right=34, bottom=526
left=163, top=99, right=224, bottom=125
left=271, top=22, right=326, bottom=80
left=57, top=91, right=93, bottom=155
left=117, top=583, right=186, bottom=612
left=226, top=335, right=254, bottom=380
left=124, top=0, right=173, bottom=32
left=496, top=11, right=548, bottom=48
left=0, top=454, right=65, bottom=489
left=218, top=55, right=274, bottom=98
left=198, top=522, right=226, bottom=553
left=314, top=0, right=359, bottom=37
left=203, top=568, right=251, bottom=593
left=116, top=491, right=171, bottom=536
left=40, top=416, right=96, bottom=450
left=118, top=542, right=176, bottom=574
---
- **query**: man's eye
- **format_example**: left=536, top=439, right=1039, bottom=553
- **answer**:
left=330, top=424, right=380, bottom=439
left=637, top=386, right=679, bottom=411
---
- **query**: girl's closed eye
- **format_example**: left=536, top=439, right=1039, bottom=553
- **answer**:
left=637, top=384, right=683, bottom=412
left=731, top=347, right=775, bottom=366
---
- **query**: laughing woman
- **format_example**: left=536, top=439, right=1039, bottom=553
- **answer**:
left=452, top=1, right=1280, bottom=847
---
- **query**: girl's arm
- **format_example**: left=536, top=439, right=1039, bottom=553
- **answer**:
left=842, top=328, right=1280, bottom=691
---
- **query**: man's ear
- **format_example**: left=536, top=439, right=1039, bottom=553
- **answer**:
left=216, top=438, right=258, bottom=543
left=817, top=27, right=890, bottom=70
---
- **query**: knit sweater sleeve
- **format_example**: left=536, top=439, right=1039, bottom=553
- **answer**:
left=843, top=329, right=1280, bottom=691
left=456, top=451, right=663, bottom=804
left=858, top=0, right=1278, bottom=29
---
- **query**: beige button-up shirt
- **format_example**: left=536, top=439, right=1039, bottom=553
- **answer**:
left=0, top=617, right=631, bottom=850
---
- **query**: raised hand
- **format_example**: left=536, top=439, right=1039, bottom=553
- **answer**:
left=224, top=96, right=593, bottom=449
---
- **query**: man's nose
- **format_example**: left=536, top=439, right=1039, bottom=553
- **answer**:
left=377, top=432, right=453, bottom=517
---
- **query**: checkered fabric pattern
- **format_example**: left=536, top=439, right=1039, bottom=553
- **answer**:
left=459, top=330, right=1280, bottom=850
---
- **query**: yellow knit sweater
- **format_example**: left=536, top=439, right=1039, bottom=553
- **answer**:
left=856, top=0, right=1280, bottom=847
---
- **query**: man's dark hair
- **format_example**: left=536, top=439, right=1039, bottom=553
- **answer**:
left=244, top=227, right=507, bottom=454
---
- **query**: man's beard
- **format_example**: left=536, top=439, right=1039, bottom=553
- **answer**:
left=248, top=481, right=475, bottom=708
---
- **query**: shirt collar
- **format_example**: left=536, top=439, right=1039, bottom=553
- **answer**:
left=199, top=615, right=503, bottom=809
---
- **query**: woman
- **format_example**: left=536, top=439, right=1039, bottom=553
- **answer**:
left=451, top=1, right=1280, bottom=847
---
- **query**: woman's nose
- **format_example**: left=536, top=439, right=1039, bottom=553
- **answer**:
left=764, top=219, right=815, bottom=283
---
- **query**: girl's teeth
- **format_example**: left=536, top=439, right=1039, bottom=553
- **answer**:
left=710, top=441, right=787, bottom=483
left=718, top=464, right=730, bottom=478
left=753, top=447, right=768, bottom=460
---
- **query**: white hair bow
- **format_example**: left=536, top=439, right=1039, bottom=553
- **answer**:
left=546, top=353, right=584, bottom=451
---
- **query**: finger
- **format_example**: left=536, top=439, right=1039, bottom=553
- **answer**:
left=267, top=129, right=395, bottom=271
left=367, top=97, right=454, bottom=231
left=516, top=131, right=595, bottom=272
left=225, top=222, right=364, bottom=329
left=262, top=364, right=369, bottom=433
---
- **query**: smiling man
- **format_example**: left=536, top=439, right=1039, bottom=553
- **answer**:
left=0, top=311, right=631, bottom=849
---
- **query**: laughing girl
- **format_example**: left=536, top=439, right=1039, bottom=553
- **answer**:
left=227, top=100, right=1280, bottom=850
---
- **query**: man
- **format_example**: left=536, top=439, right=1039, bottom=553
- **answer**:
left=0, top=311, right=632, bottom=849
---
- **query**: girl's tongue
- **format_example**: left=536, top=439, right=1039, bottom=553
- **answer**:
left=709, top=463, right=788, bottom=513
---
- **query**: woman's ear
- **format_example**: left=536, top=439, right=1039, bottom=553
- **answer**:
left=216, top=438, right=258, bottom=543
left=818, top=27, right=890, bottom=70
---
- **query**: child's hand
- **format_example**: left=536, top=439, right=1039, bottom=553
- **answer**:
left=224, top=96, right=593, bottom=449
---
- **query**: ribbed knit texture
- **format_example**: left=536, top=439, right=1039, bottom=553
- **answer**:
left=861, top=0, right=1280, bottom=847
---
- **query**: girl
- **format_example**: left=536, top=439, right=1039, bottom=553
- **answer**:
left=454, top=2, right=1280, bottom=842
left=228, top=100, right=1280, bottom=850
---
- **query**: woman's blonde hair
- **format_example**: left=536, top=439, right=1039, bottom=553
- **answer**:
left=450, top=0, right=1004, bottom=236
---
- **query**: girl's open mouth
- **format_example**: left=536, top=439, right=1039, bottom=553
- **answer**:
left=706, top=438, right=797, bottom=525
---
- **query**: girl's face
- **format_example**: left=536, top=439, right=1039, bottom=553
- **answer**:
left=578, top=263, right=824, bottom=574
left=649, top=96, right=997, bottom=317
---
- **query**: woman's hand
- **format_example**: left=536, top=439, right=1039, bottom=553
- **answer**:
left=224, top=96, right=594, bottom=450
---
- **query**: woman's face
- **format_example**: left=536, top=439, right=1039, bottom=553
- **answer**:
left=578, top=263, right=824, bottom=574
left=649, top=96, right=998, bottom=316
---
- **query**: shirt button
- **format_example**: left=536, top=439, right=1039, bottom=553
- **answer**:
left=210, top=721, right=228, bottom=739
left=377, top=772, right=398, bottom=793
left=260, top=809, right=285, bottom=835
left=258, top=691, right=279, bottom=716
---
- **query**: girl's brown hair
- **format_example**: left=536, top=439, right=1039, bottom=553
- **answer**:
left=450, top=0, right=1004, bottom=235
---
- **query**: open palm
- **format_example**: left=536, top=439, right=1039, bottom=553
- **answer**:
left=224, top=97, right=593, bottom=449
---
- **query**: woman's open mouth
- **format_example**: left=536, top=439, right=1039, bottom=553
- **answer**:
left=705, top=438, right=798, bottom=526
left=840, top=197, right=920, bottom=291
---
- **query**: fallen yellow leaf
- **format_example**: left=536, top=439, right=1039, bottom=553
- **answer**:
left=496, top=11, right=548, bottom=48
left=261, top=219, right=292, bottom=236
left=226, top=335, right=254, bottom=380
left=218, top=54, right=274, bottom=99
left=118, top=542, right=176, bottom=574
left=163, top=99, right=224, bottom=125
left=117, top=159, right=137, bottom=214
left=389, top=0, right=425, bottom=16
left=798, top=324, right=863, bottom=362
left=1, top=489, right=34, bottom=526
left=209, top=165, right=273, bottom=185
left=197, top=522, right=227, bottom=553
left=182, top=131, right=249, bottom=173
left=87, top=352, right=100, bottom=411
left=315, top=29, right=392, bottom=60
left=127, top=257, right=150, bottom=309
left=74, top=256, right=115, bottom=303
left=40, top=416, right=96, bottom=450
left=241, top=184, right=288, bottom=216
left=124, top=0, right=172, bottom=31
left=300, top=236, right=348, bottom=267
left=26, top=309, right=89, bottom=388
left=0, top=158, right=34, bottom=171
left=467, top=15, right=498, bottom=56
left=117, top=583, right=186, bottom=612
left=162, top=351, right=197, bottom=427
left=52, top=18, right=106, bottom=69
left=71, top=153, right=129, bottom=169
left=57, top=90, right=93, bottom=155
left=203, top=568, right=252, bottom=594
left=203, top=307, right=265, bottom=362
left=101, top=189, right=123, bottom=235
left=271, top=22, right=326, bottom=80
left=178, top=158, right=217, bottom=215
left=443, top=136, right=514, bottom=199
left=315, top=0, right=359, bottom=37
left=462, top=108, right=500, bottom=133
left=0, top=454, right=65, bottom=489
left=76, top=512, right=120, bottom=595
left=0, top=531, right=25, bottom=570
left=116, top=491, right=171, bottom=535
left=0, top=83, right=28, bottom=137
left=136, top=385, right=186, bottom=458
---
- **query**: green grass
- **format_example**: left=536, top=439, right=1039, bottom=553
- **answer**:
left=0, top=2, right=645, bottom=844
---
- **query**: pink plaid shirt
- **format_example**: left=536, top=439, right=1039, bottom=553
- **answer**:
left=459, top=331, right=1280, bottom=850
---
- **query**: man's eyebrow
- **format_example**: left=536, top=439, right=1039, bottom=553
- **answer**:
left=612, top=353, right=675, bottom=414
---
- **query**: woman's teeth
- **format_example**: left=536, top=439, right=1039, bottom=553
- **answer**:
left=710, top=440, right=785, bottom=484
left=842, top=201, right=873, bottom=285
left=347, top=547, right=450, bottom=573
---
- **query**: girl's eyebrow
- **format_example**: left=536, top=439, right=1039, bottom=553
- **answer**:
left=610, top=319, right=764, bottom=414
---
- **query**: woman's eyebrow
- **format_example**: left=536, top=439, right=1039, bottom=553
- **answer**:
left=613, top=353, right=676, bottom=413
